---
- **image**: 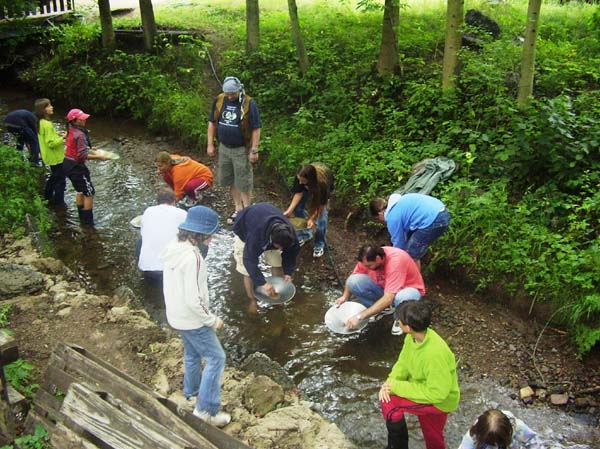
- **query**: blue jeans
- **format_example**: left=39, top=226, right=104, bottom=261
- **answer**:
left=406, top=209, right=450, bottom=260
left=8, top=126, right=40, bottom=163
left=293, top=191, right=328, bottom=250
left=346, top=274, right=422, bottom=312
left=179, top=326, right=226, bottom=416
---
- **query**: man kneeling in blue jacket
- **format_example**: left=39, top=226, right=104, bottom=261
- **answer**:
left=232, top=203, right=300, bottom=313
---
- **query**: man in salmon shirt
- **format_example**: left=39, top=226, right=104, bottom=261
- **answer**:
left=335, top=245, right=425, bottom=336
left=155, top=151, right=213, bottom=208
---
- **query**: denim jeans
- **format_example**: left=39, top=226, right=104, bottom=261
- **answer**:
left=179, top=326, right=226, bottom=416
left=293, top=191, right=329, bottom=250
left=406, top=209, right=451, bottom=260
left=346, top=274, right=422, bottom=312
left=8, top=126, right=40, bottom=163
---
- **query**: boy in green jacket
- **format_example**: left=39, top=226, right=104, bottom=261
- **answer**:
left=378, top=300, right=460, bottom=449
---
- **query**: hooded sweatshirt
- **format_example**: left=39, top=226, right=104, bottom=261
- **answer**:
left=160, top=240, right=218, bottom=330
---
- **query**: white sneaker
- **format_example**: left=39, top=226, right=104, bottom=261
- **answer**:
left=193, top=409, right=231, bottom=428
left=313, top=247, right=324, bottom=258
left=391, top=320, right=403, bottom=336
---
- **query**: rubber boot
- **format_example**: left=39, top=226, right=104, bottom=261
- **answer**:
left=385, top=419, right=409, bottom=449
left=77, top=205, right=84, bottom=221
left=80, top=209, right=94, bottom=227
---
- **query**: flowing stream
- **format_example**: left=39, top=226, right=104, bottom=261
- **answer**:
left=1, top=90, right=596, bottom=449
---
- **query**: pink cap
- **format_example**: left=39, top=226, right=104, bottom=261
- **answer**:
left=66, top=108, right=90, bottom=121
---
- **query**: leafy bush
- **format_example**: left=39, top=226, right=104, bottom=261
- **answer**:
left=0, top=424, right=49, bottom=449
left=0, top=145, right=49, bottom=236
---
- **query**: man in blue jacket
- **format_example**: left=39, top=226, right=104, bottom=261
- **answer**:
left=232, top=203, right=300, bottom=313
left=4, top=109, right=41, bottom=165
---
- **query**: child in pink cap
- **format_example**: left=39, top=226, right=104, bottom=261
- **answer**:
left=63, top=108, right=107, bottom=226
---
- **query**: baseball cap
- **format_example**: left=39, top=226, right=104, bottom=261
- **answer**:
left=67, top=108, right=90, bottom=121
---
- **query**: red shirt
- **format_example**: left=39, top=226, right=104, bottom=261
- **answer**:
left=352, top=247, right=425, bottom=296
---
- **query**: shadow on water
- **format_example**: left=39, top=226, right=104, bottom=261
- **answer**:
left=1, top=91, right=596, bottom=449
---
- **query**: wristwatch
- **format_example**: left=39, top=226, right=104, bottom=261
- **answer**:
left=249, top=149, right=259, bottom=154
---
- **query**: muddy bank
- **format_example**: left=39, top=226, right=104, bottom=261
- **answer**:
left=0, top=235, right=354, bottom=449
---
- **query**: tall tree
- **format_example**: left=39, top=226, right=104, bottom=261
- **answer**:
left=377, top=0, right=399, bottom=76
left=246, top=0, right=260, bottom=53
left=441, top=0, right=464, bottom=91
left=287, top=0, right=309, bottom=75
left=98, top=0, right=116, bottom=50
left=139, top=0, right=157, bottom=51
left=517, top=0, right=542, bottom=106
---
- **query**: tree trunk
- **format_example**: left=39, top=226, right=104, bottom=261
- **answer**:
left=98, top=0, right=116, bottom=50
left=377, top=0, right=399, bottom=76
left=246, top=0, right=260, bottom=53
left=287, top=0, right=309, bottom=75
left=139, top=0, right=157, bottom=51
left=517, top=0, right=542, bottom=106
left=441, top=0, right=464, bottom=91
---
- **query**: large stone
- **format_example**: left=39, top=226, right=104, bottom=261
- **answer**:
left=241, top=352, right=294, bottom=390
left=244, top=405, right=355, bottom=449
left=0, top=263, right=44, bottom=299
left=243, top=375, right=284, bottom=417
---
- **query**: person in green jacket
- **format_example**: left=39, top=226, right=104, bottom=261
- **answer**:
left=378, top=300, right=460, bottom=449
left=34, top=98, right=66, bottom=206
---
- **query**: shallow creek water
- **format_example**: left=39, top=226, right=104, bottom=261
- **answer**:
left=1, top=90, right=596, bottom=449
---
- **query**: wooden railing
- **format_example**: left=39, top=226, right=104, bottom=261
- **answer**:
left=0, top=0, right=74, bottom=20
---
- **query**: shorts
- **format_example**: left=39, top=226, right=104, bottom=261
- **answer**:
left=217, top=143, right=253, bottom=192
left=183, top=177, right=212, bottom=199
left=63, top=160, right=95, bottom=197
left=233, top=235, right=281, bottom=276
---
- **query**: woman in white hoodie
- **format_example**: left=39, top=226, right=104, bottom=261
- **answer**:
left=160, top=205, right=231, bottom=428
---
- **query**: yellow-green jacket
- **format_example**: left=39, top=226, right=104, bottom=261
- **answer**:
left=387, top=328, right=460, bottom=412
left=38, top=119, right=64, bottom=166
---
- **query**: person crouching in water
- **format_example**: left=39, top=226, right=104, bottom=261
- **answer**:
left=283, top=162, right=334, bottom=258
left=155, top=151, right=213, bottom=208
left=160, top=206, right=231, bottom=428
left=63, top=108, right=107, bottom=226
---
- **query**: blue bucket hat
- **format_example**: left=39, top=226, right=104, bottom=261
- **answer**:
left=222, top=76, right=243, bottom=93
left=179, top=206, right=220, bottom=234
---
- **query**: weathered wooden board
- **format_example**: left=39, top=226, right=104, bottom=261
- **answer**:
left=32, top=344, right=251, bottom=449
left=61, top=383, right=195, bottom=449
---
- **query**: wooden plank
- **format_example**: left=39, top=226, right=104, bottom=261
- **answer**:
left=61, top=383, right=195, bottom=449
left=52, top=344, right=220, bottom=448
left=48, top=344, right=250, bottom=449
left=51, top=422, right=102, bottom=449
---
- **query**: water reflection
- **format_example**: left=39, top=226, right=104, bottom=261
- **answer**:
left=1, top=92, right=596, bottom=449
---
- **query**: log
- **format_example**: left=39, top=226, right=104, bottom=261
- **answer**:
left=60, top=382, right=195, bottom=449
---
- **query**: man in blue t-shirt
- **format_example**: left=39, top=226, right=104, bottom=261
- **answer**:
left=206, top=77, right=261, bottom=225
left=369, top=193, right=450, bottom=271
